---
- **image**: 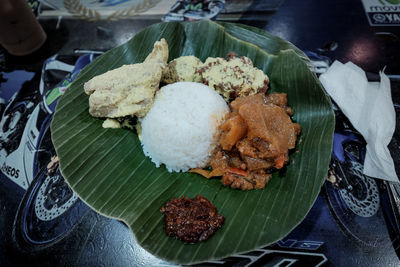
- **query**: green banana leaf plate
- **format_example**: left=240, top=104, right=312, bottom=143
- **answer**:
left=51, top=20, right=334, bottom=264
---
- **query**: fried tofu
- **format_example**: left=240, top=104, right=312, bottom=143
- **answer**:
left=84, top=38, right=168, bottom=118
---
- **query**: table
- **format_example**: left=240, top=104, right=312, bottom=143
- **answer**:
left=1, top=0, right=399, bottom=266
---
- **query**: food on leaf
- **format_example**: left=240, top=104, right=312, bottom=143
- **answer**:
left=83, top=38, right=168, bottom=118
left=83, top=38, right=300, bottom=191
left=52, top=21, right=334, bottom=264
left=196, top=52, right=269, bottom=101
left=160, top=195, right=225, bottom=243
left=162, top=55, right=203, bottom=84
left=140, top=82, right=229, bottom=172
left=219, top=112, right=247, bottom=151
left=236, top=94, right=299, bottom=153
left=102, top=118, right=121, bottom=128
left=196, top=93, right=301, bottom=190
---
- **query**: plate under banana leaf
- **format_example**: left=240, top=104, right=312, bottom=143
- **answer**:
left=51, top=21, right=334, bottom=264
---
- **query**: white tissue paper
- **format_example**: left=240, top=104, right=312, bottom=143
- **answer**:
left=319, top=60, right=398, bottom=183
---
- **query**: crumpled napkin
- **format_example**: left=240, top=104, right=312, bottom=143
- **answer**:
left=319, top=60, right=398, bottom=183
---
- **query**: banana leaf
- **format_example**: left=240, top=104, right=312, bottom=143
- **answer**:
left=51, top=20, right=334, bottom=264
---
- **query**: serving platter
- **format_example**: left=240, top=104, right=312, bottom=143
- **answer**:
left=51, top=20, right=334, bottom=264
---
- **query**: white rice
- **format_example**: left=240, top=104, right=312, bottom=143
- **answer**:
left=141, top=82, right=229, bottom=172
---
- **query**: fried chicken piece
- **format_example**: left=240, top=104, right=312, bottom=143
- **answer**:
left=161, top=56, right=202, bottom=84
left=144, top=38, right=169, bottom=68
left=84, top=38, right=168, bottom=118
left=196, top=54, right=269, bottom=101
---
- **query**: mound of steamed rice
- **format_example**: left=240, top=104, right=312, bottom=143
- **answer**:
left=141, top=82, right=229, bottom=172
